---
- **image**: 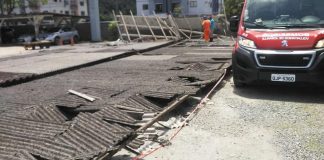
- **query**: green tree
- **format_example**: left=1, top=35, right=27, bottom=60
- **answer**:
left=27, top=0, right=48, bottom=12
left=173, top=5, right=182, bottom=17
left=224, top=0, right=244, bottom=18
left=0, top=0, right=19, bottom=15
left=0, top=0, right=49, bottom=14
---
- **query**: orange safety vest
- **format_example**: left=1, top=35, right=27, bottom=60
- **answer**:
left=202, top=20, right=211, bottom=41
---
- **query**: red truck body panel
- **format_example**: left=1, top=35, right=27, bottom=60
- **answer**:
left=240, top=29, right=324, bottom=50
left=232, top=0, right=324, bottom=86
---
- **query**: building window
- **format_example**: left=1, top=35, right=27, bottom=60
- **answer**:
left=172, top=3, right=181, bottom=12
left=189, top=0, right=197, bottom=7
left=155, top=4, right=163, bottom=13
left=65, top=11, right=69, bottom=15
left=81, top=11, right=85, bottom=16
left=64, top=0, right=69, bottom=6
left=60, top=10, right=63, bottom=14
left=54, top=0, right=57, bottom=2
left=80, top=1, right=84, bottom=6
left=143, top=4, right=148, bottom=10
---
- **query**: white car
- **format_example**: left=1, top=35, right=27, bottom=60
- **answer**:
left=45, top=27, right=79, bottom=45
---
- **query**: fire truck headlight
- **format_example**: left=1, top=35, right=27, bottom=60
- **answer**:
left=315, top=39, right=324, bottom=48
left=238, top=36, right=256, bottom=49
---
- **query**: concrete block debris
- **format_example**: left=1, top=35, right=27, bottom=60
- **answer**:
left=107, top=39, right=122, bottom=46
left=158, top=116, right=186, bottom=129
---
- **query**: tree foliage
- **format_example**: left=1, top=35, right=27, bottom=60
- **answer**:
left=0, top=0, right=48, bottom=15
left=224, top=0, right=244, bottom=17
left=0, top=0, right=18, bottom=15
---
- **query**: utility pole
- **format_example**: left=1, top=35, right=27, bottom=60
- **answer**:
left=89, top=0, right=102, bottom=42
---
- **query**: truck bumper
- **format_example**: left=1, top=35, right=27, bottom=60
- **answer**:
left=232, top=46, right=324, bottom=86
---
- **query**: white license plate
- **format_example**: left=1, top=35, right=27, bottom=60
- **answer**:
left=271, top=74, right=296, bottom=82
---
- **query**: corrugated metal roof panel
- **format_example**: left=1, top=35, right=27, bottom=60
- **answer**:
left=0, top=102, right=36, bottom=118
left=120, top=95, right=163, bottom=112
left=0, top=116, right=67, bottom=138
left=15, top=150, right=37, bottom=160
left=27, top=104, right=68, bottom=123
left=94, top=105, right=137, bottom=123
left=185, top=63, right=209, bottom=71
left=48, top=87, right=125, bottom=109
left=77, top=87, right=124, bottom=99
left=50, top=94, right=89, bottom=108
left=0, top=133, right=77, bottom=160
left=0, top=155, right=21, bottom=160
left=0, top=150, right=35, bottom=160
left=54, top=111, right=134, bottom=159
left=75, top=113, right=132, bottom=138
left=140, top=91, right=178, bottom=100
left=0, top=115, right=78, bottom=159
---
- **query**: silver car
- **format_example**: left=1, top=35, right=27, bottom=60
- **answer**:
left=18, top=27, right=79, bottom=45
left=45, top=27, right=79, bottom=45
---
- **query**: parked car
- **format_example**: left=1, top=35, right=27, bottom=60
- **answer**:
left=17, top=26, right=79, bottom=45
left=45, top=27, right=79, bottom=45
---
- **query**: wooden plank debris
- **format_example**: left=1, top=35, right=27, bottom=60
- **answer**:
left=114, top=11, right=223, bottom=41
left=153, top=11, right=168, bottom=40
left=119, top=11, right=131, bottom=42
left=142, top=13, right=157, bottom=41
left=68, top=89, right=96, bottom=102
left=112, top=10, right=124, bottom=41
left=130, top=10, right=142, bottom=40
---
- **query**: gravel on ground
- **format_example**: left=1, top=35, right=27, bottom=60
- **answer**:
left=143, top=78, right=324, bottom=160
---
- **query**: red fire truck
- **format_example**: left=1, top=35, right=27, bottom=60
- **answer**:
left=230, top=0, right=324, bottom=87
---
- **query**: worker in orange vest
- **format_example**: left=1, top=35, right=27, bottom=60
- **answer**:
left=202, top=16, right=211, bottom=42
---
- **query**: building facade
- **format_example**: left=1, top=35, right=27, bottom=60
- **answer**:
left=13, top=0, right=88, bottom=16
left=136, top=0, right=223, bottom=16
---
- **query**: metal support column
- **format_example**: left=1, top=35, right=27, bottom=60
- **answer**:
left=0, top=19, right=4, bottom=44
left=89, top=0, right=102, bottom=42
